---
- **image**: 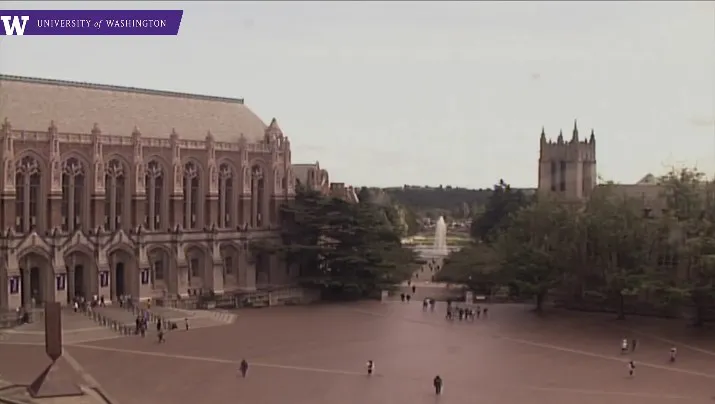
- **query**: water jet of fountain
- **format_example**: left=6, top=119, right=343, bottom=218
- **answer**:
left=433, top=216, right=449, bottom=256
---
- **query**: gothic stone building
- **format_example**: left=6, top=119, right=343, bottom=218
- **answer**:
left=0, top=75, right=308, bottom=310
left=538, top=120, right=665, bottom=211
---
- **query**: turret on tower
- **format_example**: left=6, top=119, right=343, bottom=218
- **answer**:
left=538, top=120, right=597, bottom=200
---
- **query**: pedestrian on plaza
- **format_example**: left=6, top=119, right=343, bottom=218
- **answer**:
left=628, top=360, right=636, bottom=377
left=631, top=338, right=638, bottom=352
left=433, top=375, right=443, bottom=394
left=156, top=318, right=162, bottom=332
left=670, top=346, right=677, bottom=363
left=240, top=359, right=249, bottom=378
left=185, top=318, right=190, bottom=331
left=157, top=329, right=165, bottom=343
left=412, top=285, right=416, bottom=294
left=366, top=360, right=375, bottom=376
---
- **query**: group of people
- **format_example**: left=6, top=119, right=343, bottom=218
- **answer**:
left=620, top=337, right=678, bottom=377
left=445, top=301, right=487, bottom=321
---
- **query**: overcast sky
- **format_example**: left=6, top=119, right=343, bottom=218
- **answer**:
left=1, top=1, right=713, bottom=188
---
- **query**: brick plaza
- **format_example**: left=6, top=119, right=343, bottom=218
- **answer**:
left=0, top=303, right=713, bottom=404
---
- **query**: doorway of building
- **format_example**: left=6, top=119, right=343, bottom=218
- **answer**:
left=115, top=262, right=125, bottom=297
left=73, top=265, right=85, bottom=299
left=30, top=267, right=42, bottom=305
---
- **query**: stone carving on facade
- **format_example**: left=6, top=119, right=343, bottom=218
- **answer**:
left=132, top=127, right=146, bottom=195
left=2, top=118, right=15, bottom=194
left=286, top=167, right=295, bottom=195
left=170, top=129, right=183, bottom=195
left=206, top=131, right=218, bottom=195
left=241, top=166, right=250, bottom=194
left=62, top=158, right=84, bottom=178
left=61, top=230, right=93, bottom=257
left=91, top=123, right=105, bottom=194
left=105, top=159, right=124, bottom=179
left=48, top=121, right=62, bottom=193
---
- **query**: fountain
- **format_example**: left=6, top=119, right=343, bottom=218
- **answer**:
left=433, top=216, right=449, bottom=256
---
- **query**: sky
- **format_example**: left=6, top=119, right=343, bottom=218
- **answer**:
left=1, top=1, right=714, bottom=189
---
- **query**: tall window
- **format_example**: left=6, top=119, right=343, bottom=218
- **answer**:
left=145, top=160, right=164, bottom=230
left=251, top=165, right=264, bottom=228
left=15, top=156, right=41, bottom=233
left=218, top=164, right=233, bottom=228
left=61, top=157, right=85, bottom=232
left=154, top=259, right=164, bottom=281
left=183, top=162, right=200, bottom=229
left=104, top=159, right=125, bottom=231
left=224, top=256, right=233, bottom=275
left=190, top=258, right=199, bottom=278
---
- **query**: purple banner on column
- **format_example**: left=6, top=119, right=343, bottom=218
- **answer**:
left=0, top=10, right=183, bottom=36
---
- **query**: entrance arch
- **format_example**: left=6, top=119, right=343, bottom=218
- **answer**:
left=65, top=249, right=94, bottom=301
left=18, top=251, right=52, bottom=307
left=185, top=244, right=207, bottom=293
left=107, top=246, right=137, bottom=300
left=220, top=243, right=240, bottom=290
left=254, top=251, right=270, bottom=288
left=147, top=245, right=172, bottom=295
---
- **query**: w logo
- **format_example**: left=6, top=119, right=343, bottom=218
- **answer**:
left=0, top=15, right=29, bottom=36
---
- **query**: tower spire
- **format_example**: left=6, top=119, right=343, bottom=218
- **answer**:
left=540, top=126, right=546, bottom=143
left=589, top=128, right=595, bottom=143
left=557, top=129, right=564, bottom=144
left=572, top=119, right=579, bottom=142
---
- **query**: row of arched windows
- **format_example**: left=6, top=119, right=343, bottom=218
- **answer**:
left=12, top=155, right=269, bottom=234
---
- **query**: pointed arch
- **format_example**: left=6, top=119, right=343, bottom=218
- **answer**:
left=61, top=155, right=88, bottom=232
left=183, top=159, right=203, bottom=229
left=145, top=157, right=168, bottom=231
left=217, top=161, right=236, bottom=228
left=14, top=153, right=44, bottom=234
left=104, top=157, right=128, bottom=232
left=146, top=243, right=173, bottom=284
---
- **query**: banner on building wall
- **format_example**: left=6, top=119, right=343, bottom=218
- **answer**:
left=0, top=10, right=183, bottom=36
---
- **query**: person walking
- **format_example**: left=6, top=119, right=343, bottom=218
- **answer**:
left=239, top=359, right=249, bottom=378
left=433, top=375, right=443, bottom=394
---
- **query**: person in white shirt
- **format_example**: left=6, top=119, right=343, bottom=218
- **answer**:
left=670, top=346, right=677, bottom=362
left=366, top=360, right=375, bottom=375
left=621, top=338, right=628, bottom=354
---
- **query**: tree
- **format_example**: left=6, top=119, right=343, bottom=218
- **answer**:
left=580, top=187, right=654, bottom=320
left=435, top=244, right=501, bottom=294
left=470, top=179, right=530, bottom=243
left=496, top=197, right=570, bottom=311
left=274, top=187, right=417, bottom=299
left=656, top=167, right=715, bottom=326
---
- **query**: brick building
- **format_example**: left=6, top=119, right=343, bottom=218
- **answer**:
left=0, top=75, right=332, bottom=310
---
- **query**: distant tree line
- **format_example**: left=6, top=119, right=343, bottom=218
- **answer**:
left=437, top=169, right=715, bottom=327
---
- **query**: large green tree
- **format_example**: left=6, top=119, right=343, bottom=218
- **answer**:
left=273, top=187, right=416, bottom=298
left=435, top=244, right=501, bottom=294
left=470, top=179, right=530, bottom=243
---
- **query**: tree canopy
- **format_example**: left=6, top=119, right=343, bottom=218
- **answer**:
left=437, top=168, right=715, bottom=325
left=269, top=187, right=418, bottom=299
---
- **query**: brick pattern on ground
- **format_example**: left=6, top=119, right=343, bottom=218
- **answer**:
left=0, top=311, right=122, bottom=345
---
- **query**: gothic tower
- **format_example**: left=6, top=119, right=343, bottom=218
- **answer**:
left=538, top=120, right=597, bottom=200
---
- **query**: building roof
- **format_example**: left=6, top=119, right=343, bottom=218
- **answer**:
left=0, top=75, right=268, bottom=142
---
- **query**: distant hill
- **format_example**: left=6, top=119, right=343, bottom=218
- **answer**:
left=380, top=185, right=535, bottom=220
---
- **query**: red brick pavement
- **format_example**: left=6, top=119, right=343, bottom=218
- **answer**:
left=4, top=303, right=714, bottom=404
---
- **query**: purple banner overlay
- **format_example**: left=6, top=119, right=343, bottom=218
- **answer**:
left=0, top=10, right=183, bottom=36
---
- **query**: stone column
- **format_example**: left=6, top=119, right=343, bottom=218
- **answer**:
left=240, top=196, right=251, bottom=228
left=47, top=194, right=63, bottom=231
left=170, top=196, right=183, bottom=229
left=22, top=267, right=30, bottom=308
left=1, top=193, right=15, bottom=231
left=133, top=196, right=146, bottom=228
left=67, top=266, right=75, bottom=301
left=91, top=196, right=104, bottom=229
left=206, top=197, right=218, bottom=228
left=177, top=264, right=189, bottom=297
left=109, top=257, right=117, bottom=300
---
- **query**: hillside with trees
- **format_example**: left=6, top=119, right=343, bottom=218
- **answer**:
left=382, top=184, right=535, bottom=221
left=436, top=168, right=715, bottom=327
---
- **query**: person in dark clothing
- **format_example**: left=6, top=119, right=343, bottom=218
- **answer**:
left=239, top=359, right=249, bottom=378
left=433, top=375, right=443, bottom=394
left=411, top=285, right=416, bottom=294
left=157, top=329, right=165, bottom=343
left=156, top=318, right=162, bottom=332
left=366, top=360, right=374, bottom=375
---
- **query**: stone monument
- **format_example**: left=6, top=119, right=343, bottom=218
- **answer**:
left=27, top=302, right=83, bottom=398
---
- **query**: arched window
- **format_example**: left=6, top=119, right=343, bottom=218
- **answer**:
left=104, top=159, right=125, bottom=232
left=183, top=161, right=200, bottom=229
left=218, top=164, right=233, bottom=228
left=61, top=157, right=85, bottom=232
left=145, top=160, right=164, bottom=231
left=251, top=165, right=264, bottom=228
left=15, top=156, right=41, bottom=233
